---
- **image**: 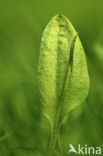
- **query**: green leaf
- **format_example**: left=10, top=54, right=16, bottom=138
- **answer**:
left=38, top=14, right=89, bottom=153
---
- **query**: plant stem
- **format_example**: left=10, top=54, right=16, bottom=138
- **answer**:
left=48, top=121, right=61, bottom=156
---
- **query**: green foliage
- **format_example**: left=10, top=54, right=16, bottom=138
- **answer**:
left=38, top=15, right=89, bottom=155
left=0, top=0, right=103, bottom=156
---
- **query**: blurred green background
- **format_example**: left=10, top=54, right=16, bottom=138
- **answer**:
left=0, top=0, right=103, bottom=155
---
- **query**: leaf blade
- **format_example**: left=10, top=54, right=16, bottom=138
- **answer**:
left=38, top=14, right=89, bottom=127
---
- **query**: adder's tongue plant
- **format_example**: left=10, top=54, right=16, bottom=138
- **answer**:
left=38, top=14, right=89, bottom=155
